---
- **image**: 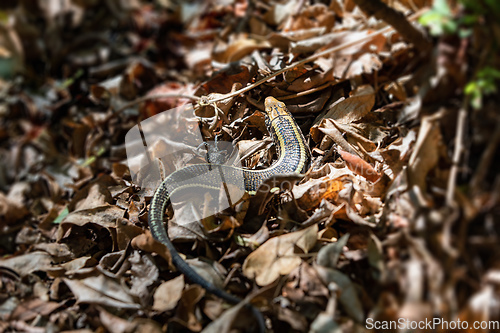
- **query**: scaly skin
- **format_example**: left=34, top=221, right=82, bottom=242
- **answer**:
left=148, top=97, right=310, bottom=332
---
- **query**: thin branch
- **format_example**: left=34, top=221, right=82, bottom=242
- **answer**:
left=208, top=9, right=428, bottom=104
left=446, top=104, right=467, bottom=206
left=115, top=93, right=200, bottom=114
left=469, top=116, right=500, bottom=197
left=113, top=8, right=428, bottom=114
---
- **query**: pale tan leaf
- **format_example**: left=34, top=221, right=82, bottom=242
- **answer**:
left=99, top=307, right=138, bottom=333
left=213, top=36, right=271, bottom=63
left=63, top=275, right=140, bottom=309
left=243, top=225, right=318, bottom=286
left=408, top=112, right=443, bottom=192
left=46, top=256, right=93, bottom=278
left=0, top=251, right=53, bottom=277
left=323, top=85, right=375, bottom=124
left=201, top=301, right=246, bottom=333
left=152, top=275, right=185, bottom=312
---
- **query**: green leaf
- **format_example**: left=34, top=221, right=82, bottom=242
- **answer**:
left=53, top=206, right=69, bottom=224
left=434, top=0, right=452, bottom=15
left=458, top=28, right=472, bottom=38
left=419, top=0, right=457, bottom=36
left=60, top=69, right=84, bottom=89
left=81, top=146, right=106, bottom=167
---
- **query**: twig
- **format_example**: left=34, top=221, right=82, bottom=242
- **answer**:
left=449, top=43, right=491, bottom=205
left=469, top=116, right=500, bottom=197
left=114, top=8, right=428, bottom=115
left=208, top=9, right=428, bottom=105
left=278, top=81, right=335, bottom=100
left=115, top=93, right=200, bottom=114
left=105, top=93, right=200, bottom=123
left=446, top=104, right=467, bottom=207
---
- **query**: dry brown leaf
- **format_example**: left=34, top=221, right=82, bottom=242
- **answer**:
left=142, top=82, right=194, bottom=117
left=46, top=256, right=94, bottom=278
left=263, top=0, right=299, bottom=25
left=293, top=175, right=344, bottom=209
left=346, top=52, right=383, bottom=77
left=32, top=242, right=74, bottom=260
left=99, top=307, right=138, bottom=333
left=68, top=175, right=117, bottom=211
left=243, top=224, right=318, bottom=286
left=338, top=149, right=381, bottom=182
left=0, top=251, right=53, bottom=277
left=284, top=262, right=330, bottom=304
left=408, top=112, right=443, bottom=193
left=10, top=299, right=61, bottom=322
left=198, top=65, right=250, bottom=96
left=63, top=275, right=140, bottom=309
left=131, top=232, right=172, bottom=267
left=322, top=85, right=375, bottom=124
left=173, top=285, right=206, bottom=332
left=153, top=275, right=185, bottom=312
left=0, top=188, right=29, bottom=225
left=212, top=35, right=271, bottom=63
left=120, top=60, right=158, bottom=100
left=57, top=205, right=126, bottom=241
left=314, top=265, right=364, bottom=324
left=201, top=301, right=249, bottom=333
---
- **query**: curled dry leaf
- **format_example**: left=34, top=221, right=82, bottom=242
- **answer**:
left=243, top=224, right=318, bottom=286
left=293, top=175, right=344, bottom=209
left=338, top=149, right=381, bottom=182
left=99, top=307, right=139, bottom=333
left=213, top=35, right=271, bottom=63
left=131, top=232, right=172, bottom=268
left=320, top=85, right=376, bottom=125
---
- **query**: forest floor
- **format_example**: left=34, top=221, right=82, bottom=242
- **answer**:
left=1, top=0, right=500, bottom=332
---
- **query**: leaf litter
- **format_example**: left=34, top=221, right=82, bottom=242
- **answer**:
left=0, top=0, right=499, bottom=332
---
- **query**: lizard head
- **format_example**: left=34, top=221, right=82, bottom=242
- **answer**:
left=264, top=96, right=289, bottom=120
